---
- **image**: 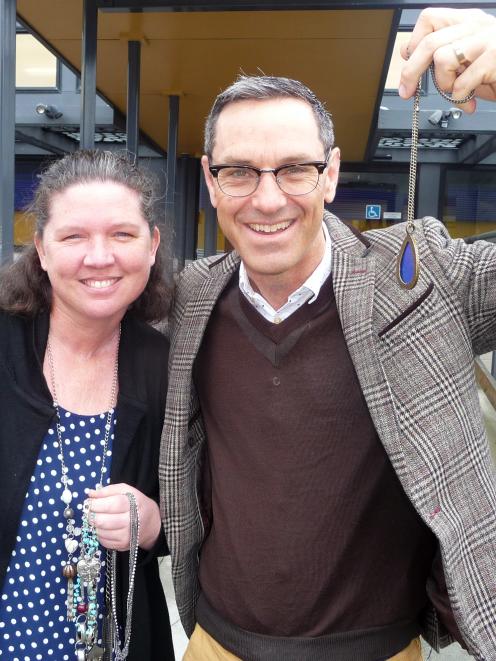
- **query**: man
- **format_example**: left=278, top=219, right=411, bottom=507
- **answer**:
left=160, top=8, right=496, bottom=661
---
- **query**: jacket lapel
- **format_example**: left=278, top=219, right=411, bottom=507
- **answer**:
left=328, top=216, right=408, bottom=473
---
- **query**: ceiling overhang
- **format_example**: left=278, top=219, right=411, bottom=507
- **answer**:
left=17, top=1, right=398, bottom=161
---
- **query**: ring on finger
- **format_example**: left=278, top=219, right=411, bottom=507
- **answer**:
left=452, top=43, right=470, bottom=67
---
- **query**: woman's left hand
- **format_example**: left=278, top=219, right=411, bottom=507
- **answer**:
left=87, top=483, right=162, bottom=552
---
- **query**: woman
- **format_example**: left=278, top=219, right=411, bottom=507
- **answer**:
left=0, top=150, right=175, bottom=661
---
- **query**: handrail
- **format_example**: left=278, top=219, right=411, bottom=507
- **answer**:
left=475, top=358, right=496, bottom=412
left=464, top=230, right=496, bottom=245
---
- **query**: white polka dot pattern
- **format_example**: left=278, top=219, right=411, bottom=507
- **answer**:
left=0, top=409, right=115, bottom=660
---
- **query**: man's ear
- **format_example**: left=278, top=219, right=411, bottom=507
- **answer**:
left=201, top=155, right=219, bottom=209
left=34, top=232, right=48, bottom=271
left=323, top=147, right=341, bottom=204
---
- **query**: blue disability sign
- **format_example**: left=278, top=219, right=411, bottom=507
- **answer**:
left=366, top=204, right=382, bottom=220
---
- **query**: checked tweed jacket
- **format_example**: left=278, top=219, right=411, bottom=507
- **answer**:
left=160, top=212, right=496, bottom=660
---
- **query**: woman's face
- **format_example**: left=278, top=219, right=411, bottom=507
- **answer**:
left=35, top=180, right=160, bottom=326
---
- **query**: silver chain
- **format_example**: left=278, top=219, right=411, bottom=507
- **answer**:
left=429, top=62, right=476, bottom=104
left=406, top=78, right=422, bottom=229
left=108, top=492, right=140, bottom=661
left=407, top=65, right=476, bottom=229
left=46, top=325, right=120, bottom=492
left=45, top=325, right=120, bottom=660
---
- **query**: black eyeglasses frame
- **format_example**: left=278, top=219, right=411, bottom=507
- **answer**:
left=208, top=156, right=331, bottom=198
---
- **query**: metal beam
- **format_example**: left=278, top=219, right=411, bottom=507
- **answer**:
left=15, top=127, right=76, bottom=155
left=202, top=178, right=218, bottom=258
left=365, top=8, right=400, bottom=162
left=378, top=109, right=496, bottom=133
left=0, top=0, right=16, bottom=264
left=374, top=148, right=458, bottom=164
left=126, top=40, right=141, bottom=159
left=174, top=155, right=188, bottom=271
left=460, top=134, right=496, bottom=165
left=184, top=157, right=200, bottom=261
left=80, top=0, right=98, bottom=149
left=102, top=0, right=496, bottom=10
left=416, top=163, right=442, bottom=219
left=166, top=95, right=179, bottom=267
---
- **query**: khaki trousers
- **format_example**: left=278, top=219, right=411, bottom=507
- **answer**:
left=183, top=624, right=423, bottom=661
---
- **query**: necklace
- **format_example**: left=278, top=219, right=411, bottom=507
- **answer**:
left=46, top=325, right=120, bottom=661
left=105, top=492, right=140, bottom=661
left=397, top=64, right=475, bottom=289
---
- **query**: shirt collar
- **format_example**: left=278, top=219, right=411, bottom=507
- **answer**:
left=239, top=222, right=332, bottom=317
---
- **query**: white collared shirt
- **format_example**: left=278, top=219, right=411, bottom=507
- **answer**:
left=239, top=223, right=332, bottom=324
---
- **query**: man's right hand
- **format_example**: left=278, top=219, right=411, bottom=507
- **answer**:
left=399, top=7, right=496, bottom=113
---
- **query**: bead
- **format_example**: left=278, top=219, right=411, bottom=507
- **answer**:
left=77, top=603, right=88, bottom=614
left=65, top=538, right=79, bottom=554
left=63, top=507, right=75, bottom=519
left=63, top=564, right=77, bottom=579
left=61, top=489, right=73, bottom=504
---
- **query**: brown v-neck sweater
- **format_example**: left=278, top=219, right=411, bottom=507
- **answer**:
left=193, top=273, right=450, bottom=659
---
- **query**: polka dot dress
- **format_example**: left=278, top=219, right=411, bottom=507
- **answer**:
left=0, top=408, right=115, bottom=661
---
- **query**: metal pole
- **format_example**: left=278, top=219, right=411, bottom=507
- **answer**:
left=0, top=0, right=16, bottom=264
left=184, top=157, right=200, bottom=261
left=202, top=177, right=218, bottom=258
left=165, top=95, right=179, bottom=266
left=80, top=0, right=97, bottom=149
left=492, top=352, right=496, bottom=379
left=174, top=155, right=188, bottom=271
left=126, top=40, right=141, bottom=159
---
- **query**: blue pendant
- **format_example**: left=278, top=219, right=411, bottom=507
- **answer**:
left=397, top=230, right=419, bottom=289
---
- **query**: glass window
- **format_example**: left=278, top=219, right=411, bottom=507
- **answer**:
left=443, top=169, right=496, bottom=239
left=328, top=170, right=409, bottom=231
left=16, top=33, right=57, bottom=88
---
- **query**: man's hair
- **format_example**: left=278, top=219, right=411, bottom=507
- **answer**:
left=204, top=75, right=335, bottom=159
left=0, top=149, right=171, bottom=322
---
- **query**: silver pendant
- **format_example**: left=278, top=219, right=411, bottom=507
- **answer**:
left=87, top=645, right=105, bottom=660
left=77, top=557, right=101, bottom=583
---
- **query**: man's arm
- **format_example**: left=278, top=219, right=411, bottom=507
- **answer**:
left=399, top=7, right=496, bottom=112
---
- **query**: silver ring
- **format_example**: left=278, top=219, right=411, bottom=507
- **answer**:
left=452, top=43, right=470, bottom=66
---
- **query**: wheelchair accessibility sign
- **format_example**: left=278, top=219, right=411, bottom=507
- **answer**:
left=366, top=204, right=381, bottom=220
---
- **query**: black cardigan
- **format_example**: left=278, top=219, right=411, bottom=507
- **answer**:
left=0, top=309, right=175, bottom=660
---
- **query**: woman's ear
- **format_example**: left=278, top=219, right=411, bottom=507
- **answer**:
left=149, top=226, right=160, bottom=266
left=34, top=232, right=48, bottom=271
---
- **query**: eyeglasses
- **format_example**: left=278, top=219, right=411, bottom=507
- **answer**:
left=209, top=157, right=330, bottom=197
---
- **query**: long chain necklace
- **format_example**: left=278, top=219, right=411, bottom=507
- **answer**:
left=46, top=326, right=120, bottom=661
left=397, top=63, right=475, bottom=289
left=105, top=492, right=140, bottom=661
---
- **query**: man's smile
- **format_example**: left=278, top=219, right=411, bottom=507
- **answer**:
left=247, top=220, right=293, bottom=234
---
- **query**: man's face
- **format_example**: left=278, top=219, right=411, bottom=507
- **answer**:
left=202, top=98, right=340, bottom=296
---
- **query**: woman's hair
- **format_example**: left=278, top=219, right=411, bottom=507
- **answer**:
left=0, top=150, right=171, bottom=322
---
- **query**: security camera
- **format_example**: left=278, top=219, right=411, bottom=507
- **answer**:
left=428, top=109, right=443, bottom=126
left=35, top=103, right=63, bottom=120
left=449, top=107, right=463, bottom=120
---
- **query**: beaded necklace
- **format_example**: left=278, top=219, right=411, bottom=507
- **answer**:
left=46, top=326, right=120, bottom=661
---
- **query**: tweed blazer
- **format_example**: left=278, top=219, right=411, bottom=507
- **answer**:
left=160, top=212, right=496, bottom=660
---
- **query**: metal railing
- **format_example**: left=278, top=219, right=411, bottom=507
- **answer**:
left=464, top=230, right=496, bottom=245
